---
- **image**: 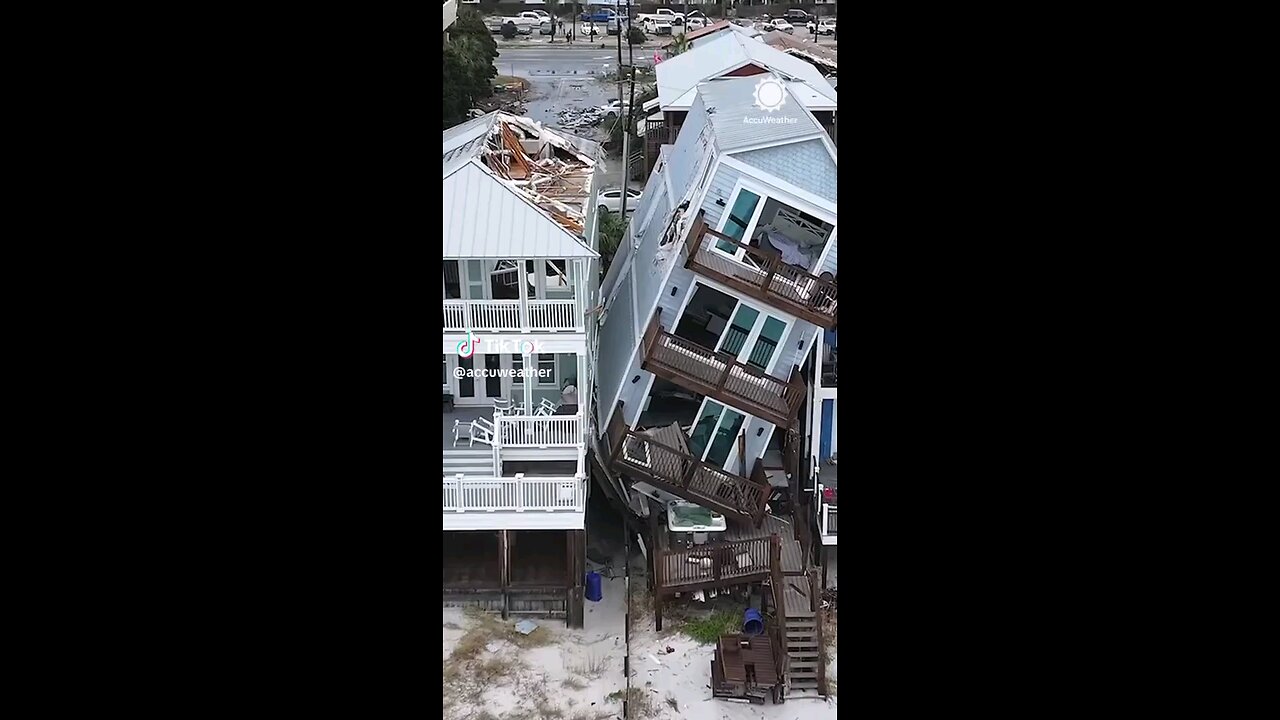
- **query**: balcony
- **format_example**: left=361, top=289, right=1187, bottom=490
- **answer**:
left=442, top=473, right=587, bottom=531
left=443, top=299, right=580, bottom=333
left=641, top=309, right=806, bottom=430
left=496, top=413, right=583, bottom=448
left=683, top=211, right=837, bottom=331
left=818, top=483, right=837, bottom=545
left=604, top=402, right=770, bottom=525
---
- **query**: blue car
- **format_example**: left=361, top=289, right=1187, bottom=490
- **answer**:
left=580, top=9, right=616, bottom=23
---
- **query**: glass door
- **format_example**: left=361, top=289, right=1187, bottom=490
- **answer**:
left=686, top=399, right=748, bottom=470
left=712, top=299, right=789, bottom=375
left=714, top=188, right=764, bottom=255
left=464, top=260, right=486, bottom=301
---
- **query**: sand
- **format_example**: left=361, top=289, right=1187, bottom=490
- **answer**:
left=443, top=576, right=836, bottom=720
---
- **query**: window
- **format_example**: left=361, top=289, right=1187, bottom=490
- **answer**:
left=511, top=354, right=524, bottom=386
left=718, top=189, right=761, bottom=252
left=442, top=355, right=448, bottom=385
left=536, top=354, right=557, bottom=386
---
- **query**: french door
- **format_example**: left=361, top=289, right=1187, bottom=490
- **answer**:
left=702, top=290, right=790, bottom=374
left=686, top=399, right=748, bottom=472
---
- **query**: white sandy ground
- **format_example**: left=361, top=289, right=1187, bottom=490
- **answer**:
left=444, top=576, right=836, bottom=720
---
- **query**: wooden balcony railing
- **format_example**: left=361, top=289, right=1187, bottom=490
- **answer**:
left=683, top=211, right=837, bottom=330
left=604, top=402, right=770, bottom=526
left=641, top=309, right=806, bottom=429
left=655, top=534, right=777, bottom=591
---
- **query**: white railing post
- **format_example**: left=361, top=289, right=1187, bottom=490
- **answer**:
left=454, top=474, right=465, bottom=513
left=514, top=473, right=525, bottom=512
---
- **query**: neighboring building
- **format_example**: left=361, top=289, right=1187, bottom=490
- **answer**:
left=759, top=31, right=837, bottom=77
left=595, top=74, right=836, bottom=697
left=808, top=328, right=837, bottom=585
left=443, top=0, right=458, bottom=40
left=441, top=112, right=604, bottom=627
left=642, top=30, right=837, bottom=173
left=661, top=20, right=763, bottom=57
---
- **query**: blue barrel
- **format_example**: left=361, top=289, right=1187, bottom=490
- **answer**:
left=585, top=571, right=603, bottom=602
left=743, top=608, right=764, bottom=636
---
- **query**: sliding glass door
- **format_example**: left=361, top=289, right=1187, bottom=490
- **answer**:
left=686, top=400, right=748, bottom=469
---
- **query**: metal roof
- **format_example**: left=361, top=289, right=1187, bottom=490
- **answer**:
left=655, top=31, right=837, bottom=109
left=442, top=160, right=598, bottom=259
left=661, top=20, right=761, bottom=49
left=668, top=78, right=835, bottom=111
left=693, top=75, right=827, bottom=153
left=443, top=0, right=457, bottom=32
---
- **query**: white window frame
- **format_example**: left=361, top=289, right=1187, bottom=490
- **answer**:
left=711, top=175, right=838, bottom=272
left=536, top=353, right=558, bottom=387
left=675, top=280, right=795, bottom=376
left=686, top=398, right=750, bottom=468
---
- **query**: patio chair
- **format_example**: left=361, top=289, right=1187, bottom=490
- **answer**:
left=468, top=417, right=496, bottom=447
left=535, top=398, right=559, bottom=416
left=493, top=398, right=514, bottom=415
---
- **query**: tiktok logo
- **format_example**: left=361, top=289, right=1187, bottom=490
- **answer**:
left=457, top=330, right=478, bottom=358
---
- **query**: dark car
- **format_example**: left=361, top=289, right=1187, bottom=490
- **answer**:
left=784, top=9, right=811, bottom=22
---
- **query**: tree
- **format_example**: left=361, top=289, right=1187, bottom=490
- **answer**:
left=668, top=32, right=690, bottom=56
left=627, top=26, right=646, bottom=45
left=597, top=210, right=626, bottom=275
left=443, top=9, right=499, bottom=128
left=500, top=20, right=517, bottom=39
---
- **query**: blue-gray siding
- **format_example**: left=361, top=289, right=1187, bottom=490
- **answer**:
left=735, top=140, right=837, bottom=204
left=700, top=163, right=744, bottom=230
left=596, top=262, right=636, bottom=432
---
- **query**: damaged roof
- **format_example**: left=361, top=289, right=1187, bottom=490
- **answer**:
left=656, top=31, right=837, bottom=110
left=442, top=112, right=602, bottom=259
left=760, top=31, right=838, bottom=74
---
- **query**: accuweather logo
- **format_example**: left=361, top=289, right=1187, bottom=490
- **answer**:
left=752, top=77, right=787, bottom=112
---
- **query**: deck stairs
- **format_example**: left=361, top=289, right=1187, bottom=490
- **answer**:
left=442, top=447, right=497, bottom=476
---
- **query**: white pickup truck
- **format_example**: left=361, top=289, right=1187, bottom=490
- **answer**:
left=636, top=8, right=678, bottom=35
left=486, top=11, right=546, bottom=34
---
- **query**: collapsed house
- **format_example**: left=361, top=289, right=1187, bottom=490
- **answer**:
left=759, top=31, right=838, bottom=77
left=441, top=111, right=604, bottom=627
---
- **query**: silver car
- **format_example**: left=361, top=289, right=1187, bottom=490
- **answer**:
left=598, top=188, right=643, bottom=214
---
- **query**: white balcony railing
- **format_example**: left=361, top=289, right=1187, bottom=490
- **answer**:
left=496, top=413, right=582, bottom=447
left=442, top=473, right=587, bottom=513
left=821, top=503, right=837, bottom=536
left=443, top=299, right=580, bottom=332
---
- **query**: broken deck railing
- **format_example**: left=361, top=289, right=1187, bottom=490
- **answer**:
left=683, top=211, right=837, bottom=330
left=604, top=402, right=770, bottom=525
left=641, top=309, right=806, bottom=430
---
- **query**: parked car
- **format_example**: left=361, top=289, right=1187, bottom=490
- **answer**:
left=607, top=17, right=623, bottom=35
left=540, top=20, right=554, bottom=35
left=642, top=17, right=673, bottom=35
left=580, top=9, right=616, bottom=23
left=685, top=17, right=707, bottom=31
left=768, top=19, right=795, bottom=34
left=784, top=9, right=811, bottom=23
left=806, top=18, right=837, bottom=35
left=599, top=99, right=631, bottom=120
left=598, top=188, right=643, bottom=214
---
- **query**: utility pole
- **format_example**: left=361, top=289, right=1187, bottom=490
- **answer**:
left=618, top=0, right=635, bottom=219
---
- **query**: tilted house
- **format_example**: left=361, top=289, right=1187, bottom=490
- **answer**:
left=642, top=30, right=838, bottom=173
left=595, top=74, right=837, bottom=696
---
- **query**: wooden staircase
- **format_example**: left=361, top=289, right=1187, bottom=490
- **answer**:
left=777, top=573, right=828, bottom=698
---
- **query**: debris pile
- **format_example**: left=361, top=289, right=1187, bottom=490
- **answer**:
left=556, top=106, right=607, bottom=129
left=443, top=112, right=603, bottom=236
left=821, top=587, right=837, bottom=611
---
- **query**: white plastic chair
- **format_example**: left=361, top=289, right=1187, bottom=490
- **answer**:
left=469, top=417, right=495, bottom=446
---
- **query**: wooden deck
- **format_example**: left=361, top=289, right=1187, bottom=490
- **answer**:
left=604, top=403, right=770, bottom=525
left=683, top=211, right=837, bottom=331
left=641, top=309, right=806, bottom=430
left=726, top=513, right=805, bottom=576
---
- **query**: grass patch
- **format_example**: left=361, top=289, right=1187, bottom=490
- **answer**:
left=444, top=611, right=552, bottom=720
left=560, top=676, right=588, bottom=691
left=567, top=653, right=610, bottom=679
left=606, top=688, right=659, bottom=720
left=679, top=610, right=741, bottom=644
left=664, top=694, right=679, bottom=713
